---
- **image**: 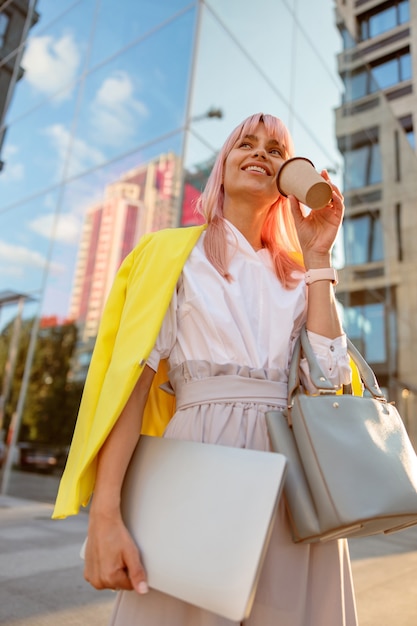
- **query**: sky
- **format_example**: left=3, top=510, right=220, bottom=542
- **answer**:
left=0, top=0, right=345, bottom=329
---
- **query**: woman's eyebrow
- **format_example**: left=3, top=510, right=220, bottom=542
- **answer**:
left=241, top=134, right=282, bottom=148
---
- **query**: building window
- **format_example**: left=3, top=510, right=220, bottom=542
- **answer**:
left=343, top=302, right=387, bottom=363
left=344, top=211, right=384, bottom=265
left=340, top=26, right=356, bottom=50
left=343, top=48, right=411, bottom=101
left=342, top=138, right=382, bottom=190
left=359, top=0, right=409, bottom=41
left=0, top=12, right=10, bottom=47
left=398, top=114, right=415, bottom=149
left=372, top=49, right=412, bottom=90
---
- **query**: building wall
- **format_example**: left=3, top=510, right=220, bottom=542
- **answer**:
left=334, top=0, right=417, bottom=444
left=0, top=0, right=39, bottom=166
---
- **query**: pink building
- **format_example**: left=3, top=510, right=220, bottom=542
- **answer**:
left=69, top=153, right=182, bottom=340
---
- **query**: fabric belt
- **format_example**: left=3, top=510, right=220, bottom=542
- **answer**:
left=174, top=375, right=287, bottom=411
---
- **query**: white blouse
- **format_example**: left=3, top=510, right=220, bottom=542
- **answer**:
left=147, top=221, right=351, bottom=391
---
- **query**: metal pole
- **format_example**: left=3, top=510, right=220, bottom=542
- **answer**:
left=0, top=296, right=24, bottom=434
left=1, top=313, right=40, bottom=494
left=175, top=0, right=203, bottom=227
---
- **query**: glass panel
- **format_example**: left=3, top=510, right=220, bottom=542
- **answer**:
left=406, top=130, right=415, bottom=149
left=41, top=134, right=184, bottom=326
left=345, top=216, right=369, bottom=264
left=0, top=92, right=78, bottom=209
left=363, top=303, right=386, bottom=363
left=67, top=9, right=195, bottom=179
left=344, top=213, right=384, bottom=265
left=344, top=146, right=369, bottom=189
left=194, top=0, right=342, bottom=178
left=345, top=70, right=368, bottom=101
left=343, top=306, right=369, bottom=352
left=0, top=189, right=60, bottom=331
left=368, top=6, right=397, bottom=38
left=343, top=142, right=382, bottom=190
left=372, top=58, right=399, bottom=90
left=30, top=0, right=82, bottom=31
left=369, top=143, right=382, bottom=185
left=342, top=26, right=356, bottom=50
left=11, top=0, right=96, bottom=122
left=88, top=0, right=193, bottom=70
left=371, top=217, right=384, bottom=261
left=343, top=303, right=386, bottom=363
left=399, top=52, right=412, bottom=81
left=398, top=0, right=410, bottom=24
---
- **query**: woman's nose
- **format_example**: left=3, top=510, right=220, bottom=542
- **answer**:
left=253, top=148, right=267, bottom=159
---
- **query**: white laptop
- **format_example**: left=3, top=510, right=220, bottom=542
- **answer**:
left=118, top=435, right=287, bottom=621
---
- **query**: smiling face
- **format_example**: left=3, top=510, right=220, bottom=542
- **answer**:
left=222, top=123, right=286, bottom=218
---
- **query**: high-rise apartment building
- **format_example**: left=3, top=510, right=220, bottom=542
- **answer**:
left=70, top=152, right=183, bottom=341
left=334, top=0, right=417, bottom=442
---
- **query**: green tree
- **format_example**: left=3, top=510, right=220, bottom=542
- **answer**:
left=0, top=317, right=84, bottom=447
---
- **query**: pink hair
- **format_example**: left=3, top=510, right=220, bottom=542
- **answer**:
left=195, top=113, right=304, bottom=288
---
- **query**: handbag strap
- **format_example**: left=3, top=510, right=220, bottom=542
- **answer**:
left=287, top=325, right=386, bottom=404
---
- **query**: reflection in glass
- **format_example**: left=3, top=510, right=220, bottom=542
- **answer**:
left=0, top=93, right=78, bottom=208
left=343, top=49, right=411, bottom=102
left=89, top=0, right=193, bottom=70
left=344, top=212, right=384, bottom=265
left=343, top=302, right=386, bottom=363
left=359, top=0, right=410, bottom=41
left=68, top=8, right=196, bottom=180
left=372, top=50, right=411, bottom=91
left=0, top=189, right=61, bottom=316
left=43, top=134, right=184, bottom=337
left=11, top=0, right=96, bottom=122
left=343, top=141, right=382, bottom=190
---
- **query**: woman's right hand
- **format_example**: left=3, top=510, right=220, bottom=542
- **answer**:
left=83, top=365, right=156, bottom=595
left=84, top=508, right=149, bottom=595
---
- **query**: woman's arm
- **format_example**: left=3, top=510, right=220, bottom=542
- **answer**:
left=84, top=364, right=155, bottom=594
left=304, top=260, right=342, bottom=339
left=289, top=171, right=344, bottom=339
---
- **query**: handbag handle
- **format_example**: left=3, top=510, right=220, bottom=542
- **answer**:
left=287, top=325, right=386, bottom=403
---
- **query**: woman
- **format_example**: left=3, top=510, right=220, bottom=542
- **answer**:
left=53, top=113, right=357, bottom=625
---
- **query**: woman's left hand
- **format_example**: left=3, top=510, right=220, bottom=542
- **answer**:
left=288, top=170, right=344, bottom=264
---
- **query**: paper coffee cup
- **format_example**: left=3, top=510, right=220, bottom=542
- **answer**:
left=276, top=157, right=332, bottom=210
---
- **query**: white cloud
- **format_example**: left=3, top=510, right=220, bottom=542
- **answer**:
left=0, top=144, right=25, bottom=182
left=0, top=241, right=63, bottom=275
left=29, top=213, right=81, bottom=245
left=44, top=123, right=104, bottom=177
left=91, top=71, right=148, bottom=146
left=22, top=33, right=81, bottom=103
left=1, top=161, right=24, bottom=182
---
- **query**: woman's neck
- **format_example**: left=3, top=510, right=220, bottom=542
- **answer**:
left=223, top=197, right=269, bottom=251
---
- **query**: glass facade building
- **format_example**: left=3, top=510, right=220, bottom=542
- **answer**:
left=0, top=0, right=416, bottom=452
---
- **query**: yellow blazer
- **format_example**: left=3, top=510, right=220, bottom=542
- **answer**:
left=53, top=225, right=206, bottom=519
left=53, top=224, right=362, bottom=519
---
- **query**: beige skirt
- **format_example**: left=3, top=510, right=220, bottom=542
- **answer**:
left=108, top=362, right=358, bottom=626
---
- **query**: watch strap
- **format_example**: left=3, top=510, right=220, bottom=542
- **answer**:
left=305, top=268, right=338, bottom=286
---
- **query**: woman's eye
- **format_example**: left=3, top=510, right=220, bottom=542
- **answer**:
left=239, top=142, right=251, bottom=148
left=270, top=148, right=283, bottom=156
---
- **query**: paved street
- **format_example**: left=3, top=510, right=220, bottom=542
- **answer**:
left=0, top=496, right=114, bottom=626
left=1, top=470, right=417, bottom=625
